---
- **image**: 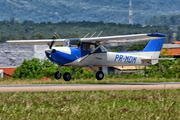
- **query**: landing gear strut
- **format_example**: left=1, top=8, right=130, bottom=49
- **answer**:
left=54, top=66, right=61, bottom=79
left=90, top=66, right=104, bottom=80
left=55, top=66, right=104, bottom=81
left=56, top=67, right=83, bottom=82
left=63, top=67, right=83, bottom=81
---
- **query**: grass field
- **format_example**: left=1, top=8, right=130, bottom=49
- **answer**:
left=0, top=90, right=180, bottom=119
left=1, top=77, right=180, bottom=85
left=0, top=78, right=180, bottom=119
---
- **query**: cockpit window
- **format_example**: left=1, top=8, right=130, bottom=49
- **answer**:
left=83, top=43, right=95, bottom=51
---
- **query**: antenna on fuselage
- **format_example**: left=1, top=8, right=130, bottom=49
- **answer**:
left=97, top=31, right=103, bottom=37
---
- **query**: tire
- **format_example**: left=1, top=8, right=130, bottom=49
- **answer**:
left=55, top=71, right=61, bottom=79
left=63, top=72, right=71, bottom=81
left=96, top=71, right=104, bottom=80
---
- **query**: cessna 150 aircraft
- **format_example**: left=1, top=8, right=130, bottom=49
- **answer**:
left=6, top=32, right=172, bottom=81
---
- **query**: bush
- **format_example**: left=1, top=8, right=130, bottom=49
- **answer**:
left=13, top=58, right=43, bottom=79
left=13, top=58, right=95, bottom=80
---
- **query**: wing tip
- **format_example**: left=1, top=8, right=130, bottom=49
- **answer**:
left=147, top=33, right=167, bottom=37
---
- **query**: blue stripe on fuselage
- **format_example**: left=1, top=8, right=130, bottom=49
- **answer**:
left=45, top=47, right=80, bottom=66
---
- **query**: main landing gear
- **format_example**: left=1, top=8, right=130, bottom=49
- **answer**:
left=54, top=66, right=104, bottom=81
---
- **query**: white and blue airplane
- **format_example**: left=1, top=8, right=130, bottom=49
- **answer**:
left=6, top=32, right=172, bottom=81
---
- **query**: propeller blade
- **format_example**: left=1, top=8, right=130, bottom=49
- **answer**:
left=49, top=40, right=55, bottom=49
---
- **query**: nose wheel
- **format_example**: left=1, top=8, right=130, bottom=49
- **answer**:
left=55, top=66, right=61, bottom=80
left=55, top=71, right=61, bottom=79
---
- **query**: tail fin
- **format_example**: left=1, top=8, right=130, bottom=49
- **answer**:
left=143, top=38, right=165, bottom=52
left=143, top=38, right=165, bottom=64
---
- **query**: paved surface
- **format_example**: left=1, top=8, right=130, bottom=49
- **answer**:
left=0, top=82, right=180, bottom=93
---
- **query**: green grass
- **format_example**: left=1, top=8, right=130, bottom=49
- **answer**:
left=0, top=78, right=180, bottom=119
left=0, top=90, right=180, bottom=119
left=1, top=77, right=180, bottom=85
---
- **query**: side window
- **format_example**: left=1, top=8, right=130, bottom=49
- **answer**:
left=100, top=45, right=107, bottom=52
left=83, top=43, right=95, bottom=51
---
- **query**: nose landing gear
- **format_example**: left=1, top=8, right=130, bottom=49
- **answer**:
left=55, top=71, right=61, bottom=79
left=54, top=66, right=61, bottom=79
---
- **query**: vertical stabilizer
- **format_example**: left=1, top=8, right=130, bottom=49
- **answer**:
left=143, top=38, right=165, bottom=64
left=143, top=38, right=165, bottom=52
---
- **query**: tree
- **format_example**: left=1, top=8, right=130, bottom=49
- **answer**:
left=176, top=31, right=180, bottom=41
left=0, top=34, right=10, bottom=41
left=127, top=43, right=148, bottom=51
left=18, top=36, right=27, bottom=40
left=23, top=20, right=35, bottom=24
left=30, top=33, right=46, bottom=39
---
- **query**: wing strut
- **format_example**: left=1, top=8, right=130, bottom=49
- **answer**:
left=78, top=42, right=104, bottom=62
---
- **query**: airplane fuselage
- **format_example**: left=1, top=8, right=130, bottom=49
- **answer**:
left=45, top=46, right=159, bottom=67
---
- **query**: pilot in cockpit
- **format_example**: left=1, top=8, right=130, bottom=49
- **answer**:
left=83, top=43, right=92, bottom=51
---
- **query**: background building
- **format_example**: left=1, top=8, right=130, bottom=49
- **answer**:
left=0, top=43, right=48, bottom=67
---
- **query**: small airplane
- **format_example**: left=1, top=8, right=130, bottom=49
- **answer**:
left=6, top=32, right=173, bottom=81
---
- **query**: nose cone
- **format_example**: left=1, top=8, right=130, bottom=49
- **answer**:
left=45, top=49, right=53, bottom=54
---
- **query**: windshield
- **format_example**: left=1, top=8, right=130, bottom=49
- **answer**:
left=63, top=39, right=70, bottom=47
left=100, top=45, right=108, bottom=52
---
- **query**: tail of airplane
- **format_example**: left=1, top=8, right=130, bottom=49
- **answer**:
left=141, top=38, right=165, bottom=65
left=143, top=38, right=165, bottom=52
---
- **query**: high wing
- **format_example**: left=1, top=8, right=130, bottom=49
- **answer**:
left=6, top=39, right=66, bottom=45
left=6, top=33, right=166, bottom=46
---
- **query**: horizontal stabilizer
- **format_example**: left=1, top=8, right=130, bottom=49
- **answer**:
left=141, top=58, right=175, bottom=61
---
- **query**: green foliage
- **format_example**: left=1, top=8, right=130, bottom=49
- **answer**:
left=176, top=31, right=180, bottom=41
left=119, top=56, right=180, bottom=79
left=134, top=57, right=180, bottom=79
left=127, top=42, right=148, bottom=51
left=13, top=57, right=180, bottom=80
left=0, top=20, right=174, bottom=43
left=2, top=90, right=180, bottom=119
left=0, top=34, right=10, bottom=42
left=146, top=14, right=180, bottom=26
left=30, top=33, right=47, bottom=39
left=13, top=58, right=44, bottom=79
left=12, top=58, right=95, bottom=80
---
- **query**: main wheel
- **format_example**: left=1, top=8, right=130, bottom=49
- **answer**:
left=55, top=71, right=61, bottom=79
left=96, top=71, right=104, bottom=80
left=63, top=72, right=71, bottom=81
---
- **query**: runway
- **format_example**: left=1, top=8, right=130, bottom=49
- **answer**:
left=0, top=82, right=180, bottom=93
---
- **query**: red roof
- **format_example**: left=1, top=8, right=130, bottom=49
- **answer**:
left=0, top=68, right=16, bottom=76
left=172, top=41, right=180, bottom=44
left=161, top=48, right=180, bottom=56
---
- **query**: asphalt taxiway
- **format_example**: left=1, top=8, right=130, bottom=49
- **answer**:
left=0, top=82, right=180, bottom=93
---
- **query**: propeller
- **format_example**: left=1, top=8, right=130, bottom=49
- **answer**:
left=48, top=33, right=59, bottom=49
left=49, top=40, right=55, bottom=49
